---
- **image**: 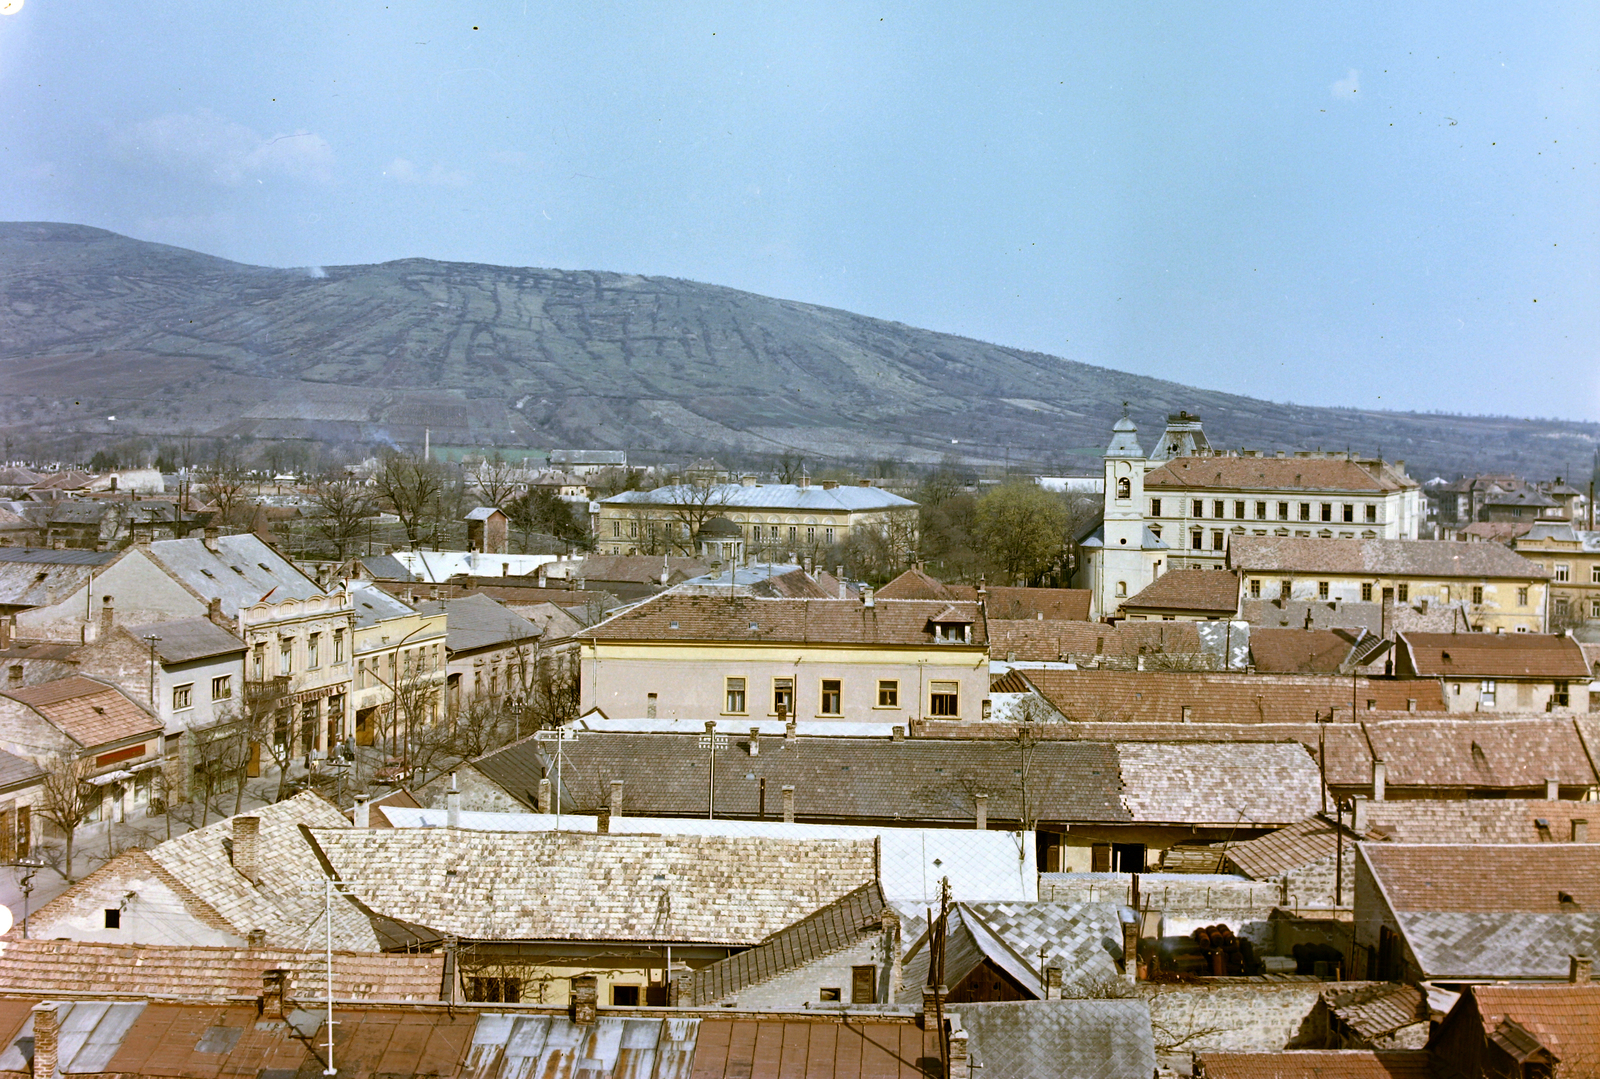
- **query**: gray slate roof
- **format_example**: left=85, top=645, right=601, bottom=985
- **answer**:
left=899, top=903, right=1045, bottom=1002
left=125, top=618, right=246, bottom=664
left=349, top=581, right=417, bottom=628
left=958, top=999, right=1157, bottom=1079
left=1398, top=911, right=1600, bottom=980
left=470, top=731, right=1132, bottom=825
left=359, top=554, right=415, bottom=581
left=681, top=881, right=889, bottom=1004
left=0, top=747, right=44, bottom=792
left=0, top=546, right=117, bottom=566
left=602, top=482, right=915, bottom=513
left=414, top=592, right=540, bottom=653
left=147, top=534, right=325, bottom=615
left=1115, top=741, right=1322, bottom=827
left=956, top=901, right=1127, bottom=990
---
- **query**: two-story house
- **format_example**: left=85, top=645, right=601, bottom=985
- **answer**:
left=348, top=581, right=447, bottom=748
left=1512, top=520, right=1600, bottom=629
left=577, top=591, right=988, bottom=724
left=1393, top=630, right=1591, bottom=712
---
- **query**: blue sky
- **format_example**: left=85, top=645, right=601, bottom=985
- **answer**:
left=2, top=1, right=1596, bottom=420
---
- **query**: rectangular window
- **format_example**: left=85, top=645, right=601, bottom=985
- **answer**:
left=1300, top=503, right=1312, bottom=522
left=1398, top=583, right=1410, bottom=602
left=724, top=677, right=747, bottom=714
left=806, top=526, right=815, bottom=544
left=211, top=675, right=231, bottom=701
left=628, top=520, right=638, bottom=538
left=1321, top=503, right=1333, bottom=522
left=172, top=683, right=194, bottom=711
left=1591, top=599, right=1600, bottom=618
left=1234, top=500, right=1245, bottom=520
left=929, top=681, right=959, bottom=717
left=1361, top=583, right=1373, bottom=602
left=1555, top=564, right=1570, bottom=582
left=1213, top=500, right=1225, bottom=519
left=877, top=680, right=899, bottom=708
left=819, top=987, right=841, bottom=1002
left=1255, top=501, right=1267, bottom=519
left=279, top=639, right=293, bottom=676
left=1249, top=579, right=1261, bottom=599
left=1190, top=531, right=1203, bottom=550
left=1555, top=598, right=1569, bottom=619
left=1517, top=587, right=1529, bottom=606
left=1279, top=580, right=1291, bottom=601
left=252, top=644, right=264, bottom=681
left=1343, top=504, right=1355, bottom=523
left=824, top=527, right=834, bottom=545
left=1278, top=502, right=1290, bottom=520
left=1318, top=581, right=1330, bottom=600
left=1592, top=565, right=1600, bottom=584
left=1472, top=585, right=1484, bottom=605
left=333, top=630, right=344, bottom=664
left=819, top=679, right=842, bottom=716
left=1150, top=498, right=1162, bottom=517
left=788, top=525, right=797, bottom=543
left=1211, top=530, right=1224, bottom=551
left=770, top=678, right=795, bottom=719
left=612, top=520, right=621, bottom=538
left=1554, top=681, right=1570, bottom=707
left=1366, top=504, right=1378, bottom=523
left=611, top=985, right=640, bottom=1006
left=1481, top=680, right=1496, bottom=707
left=1192, top=499, right=1204, bottom=517
left=308, top=633, right=321, bottom=669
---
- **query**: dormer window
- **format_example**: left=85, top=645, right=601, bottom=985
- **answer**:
left=934, top=622, right=970, bottom=643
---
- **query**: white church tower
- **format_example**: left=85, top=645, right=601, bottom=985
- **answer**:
left=1077, top=407, right=1168, bottom=619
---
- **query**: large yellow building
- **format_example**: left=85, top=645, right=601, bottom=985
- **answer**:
left=1229, top=536, right=1550, bottom=634
left=1511, top=521, right=1600, bottom=630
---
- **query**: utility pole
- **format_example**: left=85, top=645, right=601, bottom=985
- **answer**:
left=534, top=727, right=576, bottom=828
left=699, top=721, right=729, bottom=819
left=142, top=635, right=162, bottom=715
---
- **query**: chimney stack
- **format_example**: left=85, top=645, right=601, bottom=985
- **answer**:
left=1180, top=704, right=1193, bottom=723
left=1571, top=954, right=1593, bottom=984
left=1574, top=819, right=1590, bottom=843
left=100, top=595, right=114, bottom=634
left=881, top=907, right=903, bottom=1001
left=537, top=778, right=551, bottom=814
left=1352, top=796, right=1369, bottom=835
left=232, top=816, right=261, bottom=884
left=920, top=985, right=946, bottom=1029
left=785, top=718, right=797, bottom=742
left=947, top=1020, right=970, bottom=1079
left=0, top=615, right=10, bottom=650
left=247, top=928, right=266, bottom=948
left=1406, top=698, right=1417, bottom=713
left=781, top=784, right=795, bottom=823
left=446, top=774, right=462, bottom=828
left=1547, top=777, right=1561, bottom=801
left=1122, top=921, right=1139, bottom=982
left=1044, top=964, right=1062, bottom=1000
left=203, top=526, right=220, bottom=551
left=1372, top=759, right=1387, bottom=802
left=597, top=806, right=611, bottom=834
left=862, top=586, right=874, bottom=608
left=352, top=795, right=370, bottom=829
left=8, top=665, right=21, bottom=688
left=748, top=728, right=760, bottom=757
left=261, top=970, right=288, bottom=1019
left=892, top=725, right=904, bottom=742
left=570, top=975, right=598, bottom=1023
left=30, top=1002, right=58, bottom=1079
left=975, top=793, right=988, bottom=831
left=609, top=779, right=624, bottom=816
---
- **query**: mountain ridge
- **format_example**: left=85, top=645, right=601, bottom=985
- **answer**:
left=1, top=221, right=1595, bottom=480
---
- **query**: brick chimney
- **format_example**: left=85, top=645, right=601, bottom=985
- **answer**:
left=1546, top=777, right=1560, bottom=801
left=261, top=969, right=288, bottom=1019
left=881, top=907, right=902, bottom=1001
left=892, top=725, right=904, bottom=742
left=446, top=774, right=462, bottom=829
left=352, top=796, right=370, bottom=829
left=30, top=1002, right=58, bottom=1079
left=8, top=664, right=21, bottom=688
left=1572, top=954, right=1593, bottom=984
left=609, top=779, right=624, bottom=816
left=920, top=985, right=946, bottom=1029
left=975, top=793, right=988, bottom=831
left=748, top=728, right=760, bottom=757
left=232, top=816, right=261, bottom=884
left=785, top=718, right=797, bottom=742
left=782, top=784, right=795, bottom=823
left=597, top=806, right=611, bottom=834
left=1372, top=759, right=1387, bottom=801
left=1122, top=922, right=1139, bottom=981
left=537, top=778, right=551, bottom=814
left=247, top=928, right=267, bottom=948
left=947, top=1018, right=970, bottom=1079
left=570, top=974, right=598, bottom=1023
left=207, top=597, right=226, bottom=628
left=100, top=595, right=114, bottom=634
left=1044, top=964, right=1062, bottom=1000
left=203, top=526, right=220, bottom=552
left=0, top=615, right=10, bottom=650
left=1574, top=819, right=1590, bottom=843
left=1352, top=796, right=1369, bottom=835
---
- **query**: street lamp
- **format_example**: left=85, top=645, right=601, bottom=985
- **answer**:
left=10, top=853, right=47, bottom=938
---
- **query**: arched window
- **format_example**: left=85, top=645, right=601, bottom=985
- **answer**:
left=1116, top=477, right=1132, bottom=500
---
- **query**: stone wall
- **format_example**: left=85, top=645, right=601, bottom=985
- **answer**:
left=1141, top=981, right=1327, bottom=1067
left=713, top=936, right=889, bottom=1010
left=1041, top=873, right=1281, bottom=914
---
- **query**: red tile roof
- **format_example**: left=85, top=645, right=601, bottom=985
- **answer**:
left=1122, top=569, right=1240, bottom=613
left=1017, top=668, right=1444, bottom=723
left=1147, top=456, right=1409, bottom=493
left=1467, top=984, right=1600, bottom=1071
left=1249, top=628, right=1365, bottom=674
left=1362, top=843, right=1600, bottom=912
left=877, top=568, right=1091, bottom=619
left=1396, top=632, right=1590, bottom=679
left=583, top=592, right=988, bottom=647
left=1197, top=1051, right=1432, bottom=1079
left=989, top=618, right=1203, bottom=662
left=0, top=675, right=159, bottom=748
left=1230, top=537, right=1547, bottom=580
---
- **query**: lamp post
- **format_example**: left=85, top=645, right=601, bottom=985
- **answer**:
left=10, top=854, right=46, bottom=938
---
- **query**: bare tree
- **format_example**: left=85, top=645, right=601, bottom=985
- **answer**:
left=468, top=453, right=526, bottom=509
left=37, top=756, right=96, bottom=881
left=658, top=481, right=731, bottom=555
left=372, top=453, right=447, bottom=548
left=197, top=456, right=252, bottom=531
left=306, top=471, right=378, bottom=561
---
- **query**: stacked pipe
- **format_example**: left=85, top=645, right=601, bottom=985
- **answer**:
left=1191, top=924, right=1252, bottom=977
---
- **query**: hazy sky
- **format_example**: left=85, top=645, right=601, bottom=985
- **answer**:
left=2, top=2, right=1597, bottom=421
